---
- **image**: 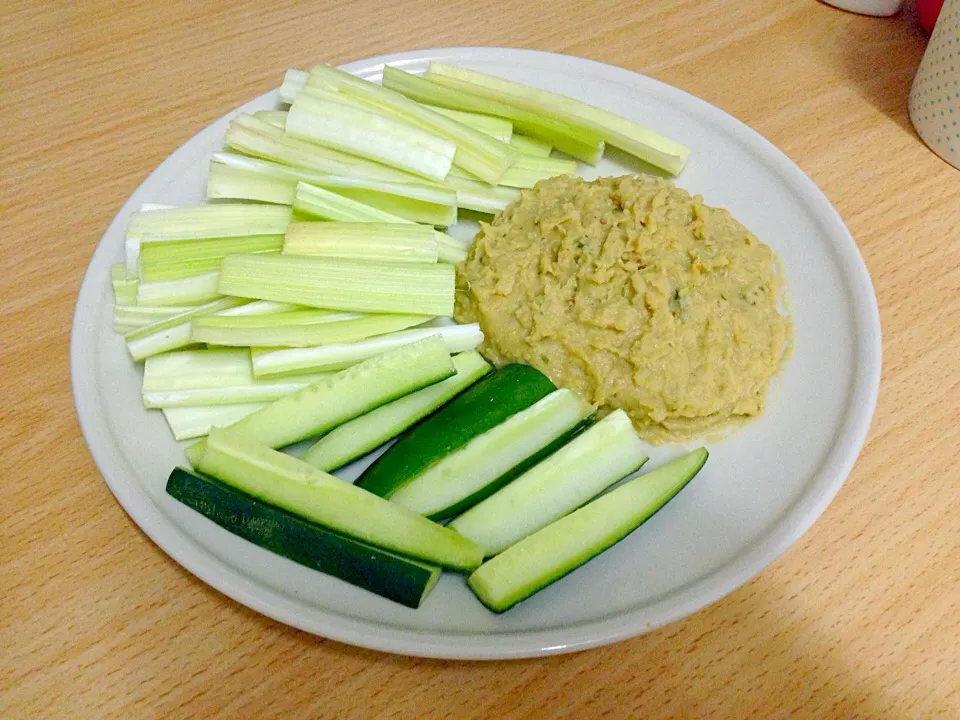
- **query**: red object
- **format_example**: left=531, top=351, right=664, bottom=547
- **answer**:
left=916, top=0, right=945, bottom=33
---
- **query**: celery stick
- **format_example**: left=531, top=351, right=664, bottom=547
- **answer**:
left=211, top=153, right=458, bottom=226
left=305, top=65, right=519, bottom=185
left=381, top=66, right=605, bottom=165
left=192, top=335, right=456, bottom=450
left=111, top=264, right=139, bottom=305
left=224, top=115, right=426, bottom=184
left=426, top=62, right=690, bottom=175
left=302, top=350, right=492, bottom=471
left=442, top=175, right=520, bottom=214
left=447, top=155, right=578, bottom=189
left=286, top=94, right=455, bottom=182
left=113, top=304, right=193, bottom=333
left=278, top=68, right=309, bottom=104
left=125, top=298, right=297, bottom=361
left=136, top=271, right=222, bottom=307
left=218, top=251, right=455, bottom=316
left=293, top=181, right=411, bottom=224
left=510, top=134, right=552, bottom=158
left=139, top=234, right=284, bottom=282
left=144, top=347, right=326, bottom=391
left=251, top=323, right=483, bottom=377
left=191, top=312, right=432, bottom=348
left=433, top=231, right=468, bottom=264
left=252, top=109, right=288, bottom=129
left=207, top=161, right=296, bottom=205
left=143, top=348, right=330, bottom=407
left=145, top=376, right=328, bottom=408
left=498, top=156, right=578, bottom=188
left=216, top=300, right=305, bottom=316
left=143, top=348, right=257, bottom=390
left=283, top=222, right=439, bottom=263
left=125, top=297, right=249, bottom=361
left=422, top=105, right=513, bottom=143
left=163, top=403, right=266, bottom=440
left=125, top=203, right=292, bottom=273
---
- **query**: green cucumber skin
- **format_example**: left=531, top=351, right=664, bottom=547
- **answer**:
left=356, top=364, right=556, bottom=498
left=471, top=450, right=708, bottom=613
left=427, top=417, right=594, bottom=522
left=166, top=467, right=440, bottom=609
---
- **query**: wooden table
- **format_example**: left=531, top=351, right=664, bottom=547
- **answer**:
left=4, top=0, right=958, bottom=717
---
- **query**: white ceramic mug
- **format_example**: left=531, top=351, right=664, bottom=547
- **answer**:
left=909, top=0, right=960, bottom=169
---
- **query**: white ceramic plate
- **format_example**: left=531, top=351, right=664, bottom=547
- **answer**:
left=70, top=47, right=881, bottom=659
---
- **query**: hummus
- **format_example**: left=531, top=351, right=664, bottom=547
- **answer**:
left=455, top=175, right=791, bottom=443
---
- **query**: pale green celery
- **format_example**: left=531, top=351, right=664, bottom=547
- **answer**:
left=301, top=350, right=492, bottom=471
left=218, top=251, right=455, bottom=316
left=191, top=312, right=431, bottom=348
left=145, top=375, right=328, bottom=408
left=125, top=203, right=292, bottom=273
left=143, top=347, right=330, bottom=408
left=510, top=134, right=552, bottom=157
left=251, top=322, right=483, bottom=377
left=286, top=93, right=455, bottom=181
left=283, top=222, right=439, bottom=263
left=381, top=66, right=604, bottom=164
left=426, top=62, right=690, bottom=175
left=125, top=297, right=249, bottom=361
left=216, top=299, right=304, bottom=316
left=143, top=348, right=256, bottom=390
left=293, top=181, right=409, bottom=224
left=306, top=64, right=518, bottom=185
left=498, top=156, right=578, bottom=188
left=125, top=299, right=294, bottom=361
left=433, top=231, right=468, bottom=263
left=162, top=403, right=266, bottom=440
left=113, top=304, right=193, bottom=333
left=206, top=161, right=296, bottom=205
left=278, top=68, right=309, bottom=104
left=252, top=109, right=288, bottom=129
left=442, top=175, right=520, bottom=214
left=111, top=264, right=138, bottom=305
left=136, top=271, right=222, bottom=307
left=207, top=160, right=298, bottom=205
left=211, top=153, right=457, bottom=226
left=423, top=105, right=513, bottom=143
left=139, top=234, right=284, bottom=282
left=224, top=115, right=427, bottom=184
left=447, top=155, right=577, bottom=189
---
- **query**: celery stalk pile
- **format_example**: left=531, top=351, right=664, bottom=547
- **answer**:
left=110, top=61, right=690, bottom=445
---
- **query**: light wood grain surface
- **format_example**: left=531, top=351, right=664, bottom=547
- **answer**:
left=3, top=0, right=958, bottom=717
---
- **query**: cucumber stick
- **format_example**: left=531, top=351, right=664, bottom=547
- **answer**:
left=390, top=389, right=595, bottom=521
left=449, top=410, right=648, bottom=557
left=301, top=351, right=492, bottom=472
left=195, top=428, right=483, bottom=571
left=185, top=335, right=454, bottom=460
left=468, top=448, right=708, bottom=612
left=356, top=364, right=556, bottom=498
left=166, top=467, right=441, bottom=607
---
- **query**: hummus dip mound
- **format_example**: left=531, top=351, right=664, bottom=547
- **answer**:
left=455, top=175, right=791, bottom=443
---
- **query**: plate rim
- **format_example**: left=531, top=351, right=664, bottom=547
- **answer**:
left=70, top=46, right=882, bottom=659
